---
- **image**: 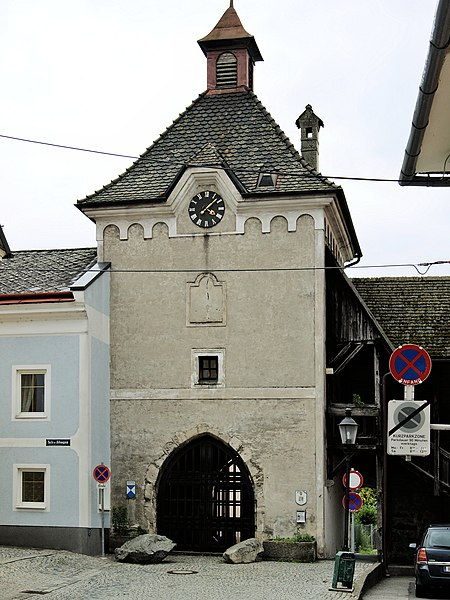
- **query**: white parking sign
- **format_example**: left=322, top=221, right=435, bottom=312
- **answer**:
left=387, top=400, right=430, bottom=456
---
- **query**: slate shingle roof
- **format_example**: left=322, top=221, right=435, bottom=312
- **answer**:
left=78, top=90, right=339, bottom=206
left=0, top=248, right=97, bottom=295
left=352, top=277, right=450, bottom=358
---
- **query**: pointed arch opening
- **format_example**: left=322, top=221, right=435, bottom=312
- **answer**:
left=156, top=434, right=255, bottom=551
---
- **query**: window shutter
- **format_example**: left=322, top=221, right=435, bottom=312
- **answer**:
left=216, top=52, right=237, bottom=88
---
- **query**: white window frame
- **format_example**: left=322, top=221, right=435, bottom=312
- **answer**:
left=14, top=464, right=50, bottom=511
left=12, top=365, right=51, bottom=420
left=191, top=349, right=225, bottom=388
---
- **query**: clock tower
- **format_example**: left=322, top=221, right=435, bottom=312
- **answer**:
left=78, top=3, right=361, bottom=558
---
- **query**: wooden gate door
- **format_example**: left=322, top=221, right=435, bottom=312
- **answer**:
left=157, top=435, right=255, bottom=551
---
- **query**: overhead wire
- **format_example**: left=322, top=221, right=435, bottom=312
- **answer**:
left=1, top=135, right=448, bottom=275
left=0, top=133, right=405, bottom=184
left=2, top=260, right=449, bottom=275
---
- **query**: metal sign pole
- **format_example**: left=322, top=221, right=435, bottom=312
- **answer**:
left=93, top=463, right=111, bottom=558
left=100, top=486, right=105, bottom=559
left=404, top=385, right=414, bottom=401
left=351, top=511, right=355, bottom=553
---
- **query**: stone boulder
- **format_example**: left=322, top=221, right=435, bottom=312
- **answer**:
left=223, top=538, right=264, bottom=564
left=115, top=534, right=176, bottom=563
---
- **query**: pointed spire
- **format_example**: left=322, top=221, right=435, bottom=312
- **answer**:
left=198, top=4, right=263, bottom=94
left=198, top=5, right=262, bottom=62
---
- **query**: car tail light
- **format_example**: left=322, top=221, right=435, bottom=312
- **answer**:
left=417, top=548, right=428, bottom=564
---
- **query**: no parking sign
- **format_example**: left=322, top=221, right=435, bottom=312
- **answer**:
left=389, top=344, right=431, bottom=385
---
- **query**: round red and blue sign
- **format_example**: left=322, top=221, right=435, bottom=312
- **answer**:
left=389, top=344, right=432, bottom=386
left=93, top=464, right=111, bottom=483
left=342, top=491, right=363, bottom=512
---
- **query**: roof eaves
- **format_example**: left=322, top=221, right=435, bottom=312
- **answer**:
left=399, top=0, right=450, bottom=186
left=344, top=276, right=395, bottom=352
left=70, top=261, right=111, bottom=291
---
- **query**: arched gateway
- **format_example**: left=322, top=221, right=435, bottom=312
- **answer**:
left=157, top=435, right=255, bottom=551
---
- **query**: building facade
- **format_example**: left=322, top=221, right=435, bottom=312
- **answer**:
left=0, top=248, right=110, bottom=555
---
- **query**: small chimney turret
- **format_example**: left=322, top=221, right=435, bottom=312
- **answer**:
left=295, top=105, right=324, bottom=172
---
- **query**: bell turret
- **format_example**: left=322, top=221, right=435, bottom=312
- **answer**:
left=198, top=2, right=263, bottom=94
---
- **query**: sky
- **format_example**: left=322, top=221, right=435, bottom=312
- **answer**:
left=1, top=0, right=449, bottom=277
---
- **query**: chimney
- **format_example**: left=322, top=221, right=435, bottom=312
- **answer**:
left=295, top=105, right=324, bottom=172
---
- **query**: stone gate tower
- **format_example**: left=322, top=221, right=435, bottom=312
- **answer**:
left=78, top=3, right=360, bottom=557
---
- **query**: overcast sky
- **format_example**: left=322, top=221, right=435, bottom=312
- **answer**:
left=1, top=0, right=448, bottom=277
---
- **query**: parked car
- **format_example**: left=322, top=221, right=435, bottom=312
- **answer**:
left=410, top=524, right=450, bottom=597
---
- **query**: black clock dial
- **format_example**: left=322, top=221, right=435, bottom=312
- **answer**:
left=188, top=190, right=225, bottom=228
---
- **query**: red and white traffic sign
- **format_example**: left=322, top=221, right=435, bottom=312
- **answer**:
left=342, top=469, right=363, bottom=491
left=389, top=344, right=432, bottom=385
left=93, top=464, right=111, bottom=483
left=342, top=492, right=363, bottom=512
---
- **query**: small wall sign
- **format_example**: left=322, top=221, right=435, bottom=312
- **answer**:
left=295, top=490, right=307, bottom=506
left=127, top=481, right=136, bottom=499
left=46, top=439, right=70, bottom=446
left=296, top=510, right=306, bottom=523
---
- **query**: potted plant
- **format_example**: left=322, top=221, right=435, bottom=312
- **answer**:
left=263, top=531, right=317, bottom=562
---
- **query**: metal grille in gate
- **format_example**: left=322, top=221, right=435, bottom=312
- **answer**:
left=157, top=435, right=255, bottom=552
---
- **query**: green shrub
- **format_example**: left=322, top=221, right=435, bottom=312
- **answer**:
left=112, top=505, right=129, bottom=535
left=356, top=504, right=377, bottom=525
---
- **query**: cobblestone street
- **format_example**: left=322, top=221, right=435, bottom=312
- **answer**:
left=0, top=546, right=375, bottom=600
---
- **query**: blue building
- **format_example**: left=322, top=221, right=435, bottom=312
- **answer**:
left=0, top=246, right=110, bottom=554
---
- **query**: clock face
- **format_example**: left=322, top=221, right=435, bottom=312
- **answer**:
left=188, top=190, right=225, bottom=228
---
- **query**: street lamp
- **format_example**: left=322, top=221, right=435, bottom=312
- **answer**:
left=338, top=408, right=359, bottom=551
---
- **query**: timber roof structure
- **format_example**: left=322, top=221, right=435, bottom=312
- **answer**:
left=77, top=90, right=340, bottom=207
left=0, top=248, right=97, bottom=296
left=353, top=277, right=450, bottom=358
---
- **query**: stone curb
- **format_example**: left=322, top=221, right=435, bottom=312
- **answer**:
left=350, top=562, right=384, bottom=599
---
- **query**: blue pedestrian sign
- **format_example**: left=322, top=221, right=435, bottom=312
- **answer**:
left=127, top=481, right=136, bottom=499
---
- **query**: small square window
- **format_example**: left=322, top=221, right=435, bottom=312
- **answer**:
left=199, top=356, right=219, bottom=384
left=14, top=465, right=49, bottom=510
left=12, top=366, right=50, bottom=420
left=192, top=350, right=224, bottom=387
left=22, top=471, right=45, bottom=502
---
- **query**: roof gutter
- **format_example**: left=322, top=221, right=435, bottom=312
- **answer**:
left=0, top=291, right=74, bottom=305
left=399, top=0, right=450, bottom=186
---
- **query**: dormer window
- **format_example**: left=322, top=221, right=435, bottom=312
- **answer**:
left=216, top=52, right=238, bottom=88
left=257, top=171, right=278, bottom=187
